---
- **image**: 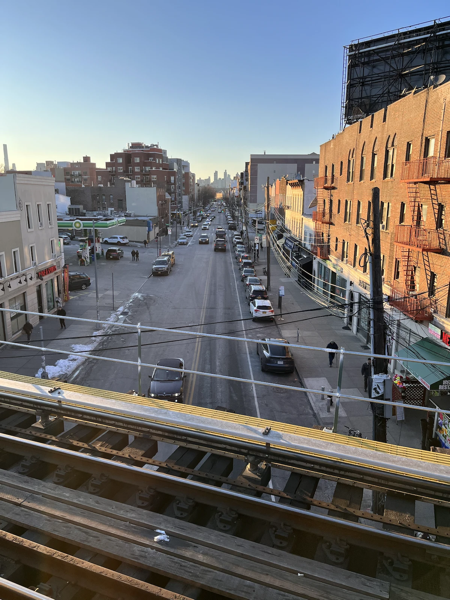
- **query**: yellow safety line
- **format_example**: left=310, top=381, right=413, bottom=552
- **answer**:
left=1, top=370, right=450, bottom=482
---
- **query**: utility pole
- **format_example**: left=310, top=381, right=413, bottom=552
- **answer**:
left=371, top=188, right=387, bottom=444
left=265, top=176, right=271, bottom=290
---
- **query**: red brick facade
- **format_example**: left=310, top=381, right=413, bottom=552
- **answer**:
left=316, top=82, right=450, bottom=323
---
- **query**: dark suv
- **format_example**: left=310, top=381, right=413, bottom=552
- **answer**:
left=105, top=247, right=124, bottom=260
left=148, top=358, right=185, bottom=402
left=152, top=257, right=171, bottom=276
left=68, top=272, right=91, bottom=291
left=214, top=239, right=226, bottom=252
left=257, top=338, right=295, bottom=373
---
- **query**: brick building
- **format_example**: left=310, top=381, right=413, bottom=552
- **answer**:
left=63, top=156, right=97, bottom=187
left=313, top=81, right=450, bottom=342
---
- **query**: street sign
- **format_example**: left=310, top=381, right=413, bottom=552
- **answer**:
left=168, top=228, right=172, bottom=235
left=279, top=286, right=285, bottom=297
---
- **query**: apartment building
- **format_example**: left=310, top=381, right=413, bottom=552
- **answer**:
left=0, top=174, right=63, bottom=342
left=313, top=80, right=450, bottom=342
left=63, top=156, right=97, bottom=187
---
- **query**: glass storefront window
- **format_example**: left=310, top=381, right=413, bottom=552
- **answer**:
left=46, top=279, right=55, bottom=312
left=9, top=293, right=26, bottom=335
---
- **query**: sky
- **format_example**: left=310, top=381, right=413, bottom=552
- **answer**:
left=1, top=1, right=449, bottom=179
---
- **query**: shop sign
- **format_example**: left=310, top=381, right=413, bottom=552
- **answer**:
left=442, top=331, right=450, bottom=347
left=284, top=237, right=295, bottom=251
left=419, top=377, right=431, bottom=390
left=437, top=412, right=450, bottom=448
left=429, top=323, right=441, bottom=340
left=37, top=265, right=57, bottom=278
left=439, top=379, right=450, bottom=391
left=358, top=279, right=370, bottom=291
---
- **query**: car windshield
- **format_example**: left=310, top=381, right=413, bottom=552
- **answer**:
left=154, top=259, right=168, bottom=265
left=248, top=278, right=259, bottom=284
left=268, top=344, right=288, bottom=357
left=153, top=368, right=181, bottom=381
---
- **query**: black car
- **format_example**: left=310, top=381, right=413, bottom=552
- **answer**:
left=105, top=247, right=124, bottom=260
left=148, top=358, right=185, bottom=402
left=152, top=257, right=171, bottom=275
left=68, top=272, right=91, bottom=291
left=199, top=234, right=210, bottom=244
left=246, top=284, right=268, bottom=303
left=214, top=239, right=226, bottom=252
left=228, top=221, right=236, bottom=230
left=257, top=338, right=295, bottom=373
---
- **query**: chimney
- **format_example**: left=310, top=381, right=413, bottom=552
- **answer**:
left=83, top=156, right=91, bottom=163
left=3, top=144, right=9, bottom=171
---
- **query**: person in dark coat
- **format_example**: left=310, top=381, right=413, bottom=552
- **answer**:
left=131, top=249, right=136, bottom=261
left=135, top=250, right=140, bottom=262
left=326, top=341, right=338, bottom=367
left=22, top=321, right=33, bottom=342
left=57, top=307, right=66, bottom=329
left=361, top=358, right=372, bottom=392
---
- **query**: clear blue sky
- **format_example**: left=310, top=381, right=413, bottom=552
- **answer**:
left=1, top=1, right=449, bottom=179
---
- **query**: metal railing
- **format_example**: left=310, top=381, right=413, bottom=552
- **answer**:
left=314, top=175, right=339, bottom=189
left=313, top=208, right=334, bottom=225
left=394, top=225, right=442, bottom=251
left=389, top=285, right=433, bottom=321
left=401, top=158, right=450, bottom=182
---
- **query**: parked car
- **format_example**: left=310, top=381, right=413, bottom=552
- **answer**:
left=237, top=253, right=251, bottom=263
left=184, top=229, right=193, bottom=237
left=148, top=358, right=185, bottom=402
left=199, top=234, right=210, bottom=244
left=249, top=299, right=274, bottom=321
left=246, top=284, right=268, bottom=303
left=228, top=222, right=236, bottom=230
left=152, top=257, right=171, bottom=276
left=240, top=259, right=254, bottom=271
left=235, top=245, right=245, bottom=257
left=161, top=250, right=175, bottom=266
left=178, top=236, right=188, bottom=245
left=233, top=236, right=243, bottom=246
left=190, top=222, right=198, bottom=228
left=59, top=233, right=71, bottom=245
left=257, top=338, right=295, bottom=373
left=241, top=267, right=256, bottom=281
left=103, top=235, right=129, bottom=245
left=244, top=276, right=262, bottom=288
left=214, top=239, right=226, bottom=252
left=68, top=272, right=91, bottom=291
left=105, top=247, right=124, bottom=260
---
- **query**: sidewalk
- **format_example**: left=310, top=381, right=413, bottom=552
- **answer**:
left=249, top=233, right=423, bottom=449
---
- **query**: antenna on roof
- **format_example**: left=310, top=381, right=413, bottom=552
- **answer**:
left=428, top=74, right=446, bottom=87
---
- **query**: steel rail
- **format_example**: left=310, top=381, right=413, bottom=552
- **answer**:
left=0, top=386, right=450, bottom=490
left=0, top=433, right=447, bottom=566
left=0, top=578, right=50, bottom=600
left=1, top=306, right=448, bottom=367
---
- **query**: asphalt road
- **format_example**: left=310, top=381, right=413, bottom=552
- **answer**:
left=71, top=212, right=317, bottom=428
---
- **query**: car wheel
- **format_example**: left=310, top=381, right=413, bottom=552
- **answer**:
left=81, top=284, right=87, bottom=290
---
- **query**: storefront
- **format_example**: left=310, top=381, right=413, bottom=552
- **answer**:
left=37, top=265, right=59, bottom=314
left=9, top=292, right=27, bottom=336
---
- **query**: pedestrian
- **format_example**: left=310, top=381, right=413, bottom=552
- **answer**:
left=143, top=239, right=148, bottom=248
left=361, top=358, right=372, bottom=392
left=57, top=306, right=66, bottom=329
left=135, top=250, right=140, bottom=261
left=131, top=249, right=136, bottom=261
left=326, top=340, right=338, bottom=367
left=22, top=321, right=33, bottom=342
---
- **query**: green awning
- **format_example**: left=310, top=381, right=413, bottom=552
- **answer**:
left=397, top=337, right=450, bottom=391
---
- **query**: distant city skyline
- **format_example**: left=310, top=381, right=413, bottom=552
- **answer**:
left=1, top=2, right=448, bottom=178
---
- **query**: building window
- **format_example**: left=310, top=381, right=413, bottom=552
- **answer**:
left=151, top=175, right=157, bottom=181
left=98, top=175, right=102, bottom=181
left=353, top=244, right=358, bottom=268
left=25, top=204, right=33, bottom=230
left=399, top=202, right=406, bottom=224
left=118, top=167, right=123, bottom=172
left=339, top=161, right=343, bottom=176
left=50, top=239, right=56, bottom=257
left=134, top=157, right=140, bottom=163
left=0, top=253, right=6, bottom=278
left=424, top=136, right=435, bottom=158
left=370, top=114, right=374, bottom=128
left=437, top=203, right=445, bottom=229
left=337, top=199, right=341, bottom=214
left=9, top=293, right=26, bottom=335
left=135, top=176, right=141, bottom=181
left=46, top=279, right=55, bottom=312
left=356, top=200, right=361, bottom=225
left=429, top=271, right=437, bottom=297
left=443, top=132, right=450, bottom=159
left=37, top=203, right=43, bottom=228
left=47, top=203, right=53, bottom=227
left=135, top=167, right=140, bottom=172
left=380, top=202, right=391, bottom=230
left=359, top=143, right=366, bottom=181
left=370, top=138, right=378, bottom=180
left=393, top=258, right=400, bottom=280
left=383, top=134, right=397, bottom=179
left=405, top=141, right=413, bottom=162
left=381, top=255, right=385, bottom=278
left=335, top=237, right=338, bottom=251
left=128, top=168, right=133, bottom=174
left=110, top=194, right=113, bottom=203
left=117, top=157, right=123, bottom=163
left=341, top=240, right=348, bottom=261
left=347, top=149, right=355, bottom=183
left=344, top=200, right=352, bottom=223
left=30, top=245, right=37, bottom=266
left=359, top=121, right=362, bottom=134
left=382, top=107, right=387, bottom=122
left=12, top=249, right=21, bottom=273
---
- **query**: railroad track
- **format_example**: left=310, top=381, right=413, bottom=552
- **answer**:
left=0, top=373, right=448, bottom=599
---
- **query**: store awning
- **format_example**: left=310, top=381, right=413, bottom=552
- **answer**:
left=397, top=337, right=450, bottom=390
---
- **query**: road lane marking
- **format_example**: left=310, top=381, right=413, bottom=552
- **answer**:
left=228, top=244, right=261, bottom=419
left=185, top=252, right=214, bottom=405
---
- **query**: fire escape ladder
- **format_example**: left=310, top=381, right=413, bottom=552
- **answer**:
left=422, top=250, right=432, bottom=295
left=401, top=249, right=417, bottom=292
left=429, top=183, right=446, bottom=250
left=406, top=182, right=420, bottom=225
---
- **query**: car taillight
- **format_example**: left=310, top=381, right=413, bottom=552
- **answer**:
left=269, top=309, right=274, bottom=313
left=254, top=309, right=260, bottom=313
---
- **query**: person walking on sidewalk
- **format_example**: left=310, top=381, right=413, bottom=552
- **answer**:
left=22, top=321, right=33, bottom=342
left=326, top=341, right=338, bottom=367
left=131, top=249, right=136, bottom=261
left=143, top=239, right=148, bottom=248
left=361, top=358, right=372, bottom=392
left=57, top=307, right=66, bottom=329
left=135, top=250, right=140, bottom=262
